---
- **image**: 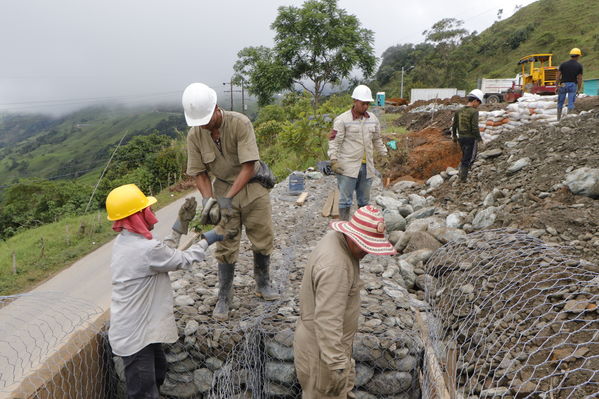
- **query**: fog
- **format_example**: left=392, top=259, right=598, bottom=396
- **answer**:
left=0, top=0, right=536, bottom=114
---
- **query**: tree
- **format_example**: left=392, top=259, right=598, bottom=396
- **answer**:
left=234, top=0, right=376, bottom=105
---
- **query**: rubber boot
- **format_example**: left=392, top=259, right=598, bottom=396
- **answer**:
left=459, top=165, right=469, bottom=182
left=557, top=107, right=562, bottom=121
left=339, top=207, right=351, bottom=221
left=253, top=252, right=280, bottom=301
left=213, top=263, right=235, bottom=321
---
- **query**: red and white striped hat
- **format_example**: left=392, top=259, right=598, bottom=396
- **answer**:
left=330, top=205, right=396, bottom=255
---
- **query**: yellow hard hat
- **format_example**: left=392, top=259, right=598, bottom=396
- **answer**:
left=570, top=48, right=582, bottom=56
left=105, top=184, right=157, bottom=221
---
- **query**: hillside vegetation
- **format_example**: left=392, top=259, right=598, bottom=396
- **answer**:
left=374, top=0, right=599, bottom=97
left=0, top=106, right=187, bottom=185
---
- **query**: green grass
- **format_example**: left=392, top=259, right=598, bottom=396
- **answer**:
left=0, top=186, right=192, bottom=296
left=379, top=112, right=409, bottom=135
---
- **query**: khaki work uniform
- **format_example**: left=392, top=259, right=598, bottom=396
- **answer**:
left=294, top=231, right=362, bottom=398
left=327, top=110, right=387, bottom=179
left=186, top=110, right=274, bottom=264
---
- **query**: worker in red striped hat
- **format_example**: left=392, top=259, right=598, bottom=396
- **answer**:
left=293, top=205, right=396, bottom=398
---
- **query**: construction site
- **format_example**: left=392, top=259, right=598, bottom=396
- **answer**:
left=1, top=87, right=598, bottom=399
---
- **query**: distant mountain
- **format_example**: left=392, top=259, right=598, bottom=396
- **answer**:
left=0, top=106, right=187, bottom=185
left=373, top=0, right=598, bottom=96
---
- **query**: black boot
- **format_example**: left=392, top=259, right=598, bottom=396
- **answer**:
left=213, top=263, right=235, bottom=321
left=253, top=252, right=280, bottom=301
left=557, top=107, right=562, bottom=121
left=339, top=207, right=351, bottom=221
left=459, top=165, right=469, bottom=182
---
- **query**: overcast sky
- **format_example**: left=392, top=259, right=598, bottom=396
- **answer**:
left=0, top=0, right=536, bottom=114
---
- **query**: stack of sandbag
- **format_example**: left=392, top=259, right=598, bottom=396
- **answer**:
left=478, top=93, right=560, bottom=142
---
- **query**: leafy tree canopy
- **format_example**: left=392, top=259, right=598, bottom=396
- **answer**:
left=234, top=0, right=376, bottom=105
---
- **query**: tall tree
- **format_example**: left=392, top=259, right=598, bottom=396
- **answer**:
left=234, top=0, right=376, bottom=106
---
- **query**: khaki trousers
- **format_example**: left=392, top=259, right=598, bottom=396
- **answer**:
left=214, top=191, right=274, bottom=264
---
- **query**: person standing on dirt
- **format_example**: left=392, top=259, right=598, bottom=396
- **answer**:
left=556, top=48, right=583, bottom=120
left=293, top=206, right=395, bottom=398
left=328, top=85, right=388, bottom=221
left=106, top=184, right=223, bottom=399
left=182, top=82, right=279, bottom=322
left=451, top=89, right=484, bottom=182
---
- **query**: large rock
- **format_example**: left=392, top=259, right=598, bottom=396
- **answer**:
left=375, top=195, right=405, bottom=211
left=365, top=371, right=412, bottom=395
left=265, top=361, right=296, bottom=384
left=479, top=148, right=503, bottom=159
left=506, top=157, right=531, bottom=175
left=398, top=260, right=417, bottom=289
left=383, top=209, right=406, bottom=232
left=403, top=231, right=442, bottom=253
left=193, top=368, right=213, bottom=393
left=563, top=167, right=599, bottom=198
left=265, top=340, right=295, bottom=361
left=405, top=207, right=436, bottom=223
left=426, top=174, right=444, bottom=189
left=406, top=216, right=444, bottom=233
left=388, top=231, right=405, bottom=246
left=160, top=381, right=199, bottom=398
left=446, top=212, right=467, bottom=229
left=407, top=194, right=426, bottom=210
left=393, top=180, right=419, bottom=192
left=429, top=227, right=467, bottom=244
left=472, top=207, right=497, bottom=229
left=355, top=363, right=375, bottom=387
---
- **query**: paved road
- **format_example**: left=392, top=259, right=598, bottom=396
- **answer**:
left=0, top=193, right=201, bottom=396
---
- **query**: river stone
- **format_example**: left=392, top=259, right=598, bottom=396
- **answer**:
left=479, top=148, right=503, bottom=159
left=160, top=381, right=198, bottom=399
left=171, top=279, right=190, bottom=290
left=265, top=361, right=296, bottom=384
left=426, top=174, right=444, bottom=188
left=375, top=195, right=404, bottom=211
left=265, top=382, right=295, bottom=398
left=393, top=180, right=419, bottom=192
left=405, top=207, right=436, bottom=223
left=563, top=167, right=599, bottom=198
left=472, top=207, right=497, bottom=229
left=506, top=157, right=531, bottom=175
left=274, top=328, right=294, bottom=347
left=205, top=357, right=223, bottom=371
left=170, top=358, right=197, bottom=373
left=429, top=227, right=467, bottom=244
left=398, top=260, right=416, bottom=289
left=401, top=249, right=434, bottom=264
left=383, top=209, right=406, bottom=232
left=365, top=371, right=412, bottom=395
left=397, top=204, right=414, bottom=217
left=193, top=368, right=213, bottom=393
left=415, top=274, right=434, bottom=291
left=184, top=319, right=200, bottom=336
left=175, top=295, right=195, bottom=306
left=408, top=194, right=426, bottom=210
left=265, top=340, right=295, bottom=361
left=388, top=230, right=405, bottom=246
left=403, top=231, right=442, bottom=252
left=397, top=355, right=417, bottom=372
left=406, top=216, right=444, bottom=233
left=355, top=391, right=377, bottom=399
left=446, top=212, right=467, bottom=229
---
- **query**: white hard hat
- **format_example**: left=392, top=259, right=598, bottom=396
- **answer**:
left=182, top=83, right=217, bottom=126
left=351, top=85, right=374, bottom=102
left=468, top=89, right=485, bottom=103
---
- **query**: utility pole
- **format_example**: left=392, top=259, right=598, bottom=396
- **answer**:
left=400, top=65, right=415, bottom=99
left=223, top=79, right=245, bottom=113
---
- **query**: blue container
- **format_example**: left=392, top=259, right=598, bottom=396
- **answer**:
left=376, top=92, right=386, bottom=106
left=583, top=79, right=599, bottom=96
left=288, top=172, right=305, bottom=195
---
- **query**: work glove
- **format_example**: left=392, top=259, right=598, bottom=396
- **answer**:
left=217, top=197, right=233, bottom=223
left=172, top=197, right=197, bottom=234
left=330, top=159, right=343, bottom=175
left=324, top=368, right=348, bottom=396
left=201, top=229, right=224, bottom=246
left=199, top=197, right=220, bottom=225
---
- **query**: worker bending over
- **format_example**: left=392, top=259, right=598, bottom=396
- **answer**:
left=293, top=206, right=396, bottom=398
left=452, top=89, right=484, bottom=182
left=106, top=184, right=223, bottom=399
left=182, top=83, right=279, bottom=322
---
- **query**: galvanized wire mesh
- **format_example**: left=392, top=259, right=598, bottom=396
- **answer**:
left=0, top=292, right=116, bottom=399
left=422, top=229, right=599, bottom=398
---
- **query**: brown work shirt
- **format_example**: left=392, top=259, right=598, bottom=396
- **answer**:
left=186, top=109, right=267, bottom=207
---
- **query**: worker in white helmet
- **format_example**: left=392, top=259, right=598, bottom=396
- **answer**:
left=451, top=89, right=484, bottom=182
left=181, top=82, right=279, bottom=322
left=327, top=85, right=388, bottom=221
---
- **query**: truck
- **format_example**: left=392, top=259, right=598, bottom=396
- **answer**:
left=479, top=76, right=520, bottom=104
left=410, top=88, right=466, bottom=103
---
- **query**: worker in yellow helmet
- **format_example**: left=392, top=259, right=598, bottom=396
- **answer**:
left=556, top=48, right=583, bottom=120
left=105, top=184, right=223, bottom=399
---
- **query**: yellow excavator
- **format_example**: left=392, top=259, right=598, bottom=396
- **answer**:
left=503, top=53, right=558, bottom=102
